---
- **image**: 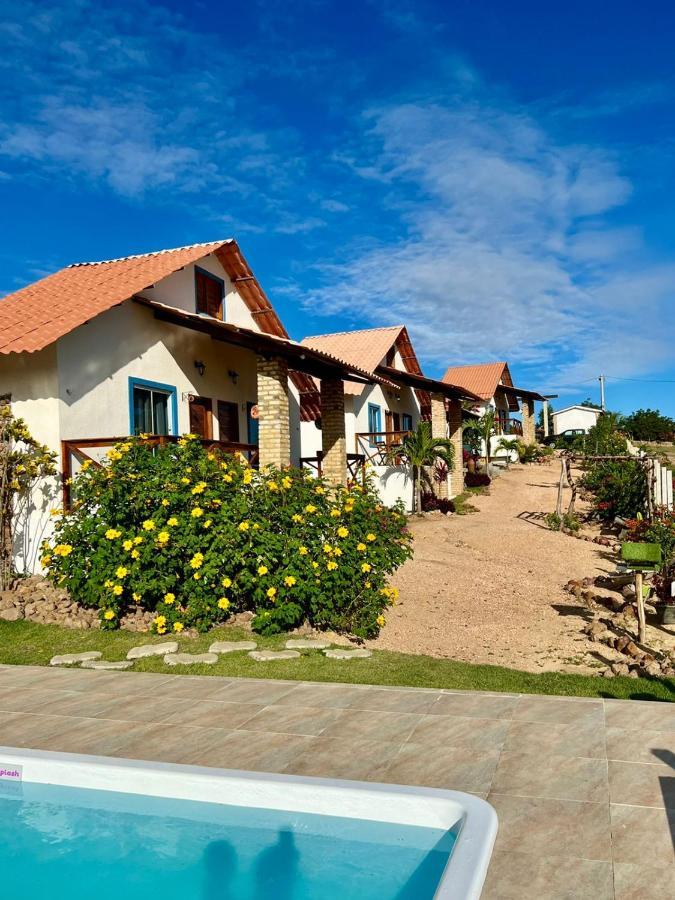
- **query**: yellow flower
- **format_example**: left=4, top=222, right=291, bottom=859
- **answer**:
left=284, top=575, right=297, bottom=587
left=161, top=498, right=170, bottom=507
left=327, top=560, right=338, bottom=571
left=131, top=549, right=140, bottom=559
left=292, top=514, right=303, bottom=524
left=142, top=520, right=155, bottom=531
left=105, top=528, right=121, bottom=540
left=282, top=476, right=292, bottom=489
left=298, top=545, right=308, bottom=555
left=115, top=566, right=128, bottom=579
left=311, top=561, right=319, bottom=569
left=157, top=531, right=170, bottom=544
left=133, top=536, right=144, bottom=545
left=366, top=533, right=376, bottom=542
left=365, top=581, right=371, bottom=588
left=164, top=592, right=176, bottom=604
left=223, top=473, right=233, bottom=483
left=268, top=481, right=279, bottom=492
left=190, top=552, right=204, bottom=569
left=238, top=520, right=250, bottom=531
left=157, top=626, right=167, bottom=635
left=377, top=615, right=386, bottom=627
left=334, top=547, right=343, bottom=557
left=323, top=544, right=332, bottom=555
left=357, top=542, right=367, bottom=552
left=242, top=469, right=253, bottom=485
left=167, top=517, right=179, bottom=527
left=112, top=584, right=123, bottom=596
left=266, top=587, right=277, bottom=599
left=315, top=486, right=325, bottom=495
left=41, top=555, right=52, bottom=567
left=222, top=577, right=232, bottom=588
left=218, top=596, right=230, bottom=610
left=53, top=544, right=73, bottom=557
left=173, top=622, right=184, bottom=633
left=258, top=565, right=269, bottom=576
left=180, top=476, right=190, bottom=484
left=220, top=461, right=228, bottom=470
left=361, top=562, right=372, bottom=573
left=191, top=507, right=203, bottom=518
left=192, top=482, right=207, bottom=494
left=203, top=519, right=212, bottom=529
left=123, top=539, right=133, bottom=551
left=49, top=507, right=63, bottom=517
left=329, top=508, right=340, bottom=518
left=193, top=572, right=201, bottom=580
left=103, top=609, right=115, bottom=620
left=104, top=579, right=114, bottom=588
left=337, top=526, right=349, bottom=538
left=132, top=592, right=142, bottom=601
left=154, top=615, right=166, bottom=626
left=304, top=504, right=317, bottom=514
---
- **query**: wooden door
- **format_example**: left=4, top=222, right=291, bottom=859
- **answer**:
left=217, top=400, right=239, bottom=442
left=189, top=396, right=213, bottom=439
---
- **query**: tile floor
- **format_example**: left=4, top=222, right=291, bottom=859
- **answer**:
left=0, top=664, right=673, bottom=899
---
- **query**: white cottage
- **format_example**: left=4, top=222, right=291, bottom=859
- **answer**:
left=0, top=240, right=378, bottom=574
left=552, top=405, right=601, bottom=436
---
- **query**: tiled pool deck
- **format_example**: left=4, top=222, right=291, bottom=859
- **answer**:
left=0, top=664, right=673, bottom=899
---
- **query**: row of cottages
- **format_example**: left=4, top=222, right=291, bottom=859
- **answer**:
left=0, top=238, right=544, bottom=576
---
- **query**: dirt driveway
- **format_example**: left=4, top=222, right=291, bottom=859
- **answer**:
left=368, top=463, right=617, bottom=674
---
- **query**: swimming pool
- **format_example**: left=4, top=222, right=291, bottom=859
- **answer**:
left=0, top=747, right=497, bottom=899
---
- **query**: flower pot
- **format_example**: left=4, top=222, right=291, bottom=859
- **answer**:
left=658, top=603, right=675, bottom=626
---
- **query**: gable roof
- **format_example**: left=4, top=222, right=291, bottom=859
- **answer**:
left=553, top=404, right=602, bottom=416
left=0, top=239, right=288, bottom=354
left=442, top=361, right=513, bottom=401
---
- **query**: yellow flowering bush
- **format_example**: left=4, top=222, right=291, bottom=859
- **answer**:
left=44, top=436, right=412, bottom=636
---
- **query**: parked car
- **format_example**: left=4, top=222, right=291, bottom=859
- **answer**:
left=542, top=428, right=587, bottom=448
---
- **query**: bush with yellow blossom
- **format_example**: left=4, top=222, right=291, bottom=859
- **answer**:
left=43, top=436, right=411, bottom=636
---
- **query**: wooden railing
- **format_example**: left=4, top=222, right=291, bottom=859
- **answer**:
left=354, top=430, right=411, bottom=465
left=61, top=436, right=259, bottom=510
left=497, top=418, right=523, bottom=436
left=300, top=451, right=367, bottom=485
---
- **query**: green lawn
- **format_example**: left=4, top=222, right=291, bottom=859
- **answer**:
left=1, top=620, right=673, bottom=702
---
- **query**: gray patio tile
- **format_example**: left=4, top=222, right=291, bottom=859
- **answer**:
left=605, top=726, right=675, bottom=764
left=94, top=694, right=197, bottom=724
left=345, top=687, right=443, bottom=714
left=286, top=736, right=402, bottom=781
left=270, top=682, right=368, bottom=709
left=430, top=692, right=518, bottom=720
left=513, top=695, right=603, bottom=726
left=29, top=717, right=150, bottom=756
left=482, top=850, right=613, bottom=900
left=24, top=691, right=120, bottom=719
left=180, top=728, right=316, bottom=772
left=148, top=675, right=234, bottom=699
left=0, top=687, right=78, bottom=714
left=238, top=704, right=343, bottom=736
left=610, top=803, right=675, bottom=867
left=382, top=742, right=500, bottom=792
left=504, top=719, right=606, bottom=759
left=161, top=700, right=265, bottom=730
left=407, top=714, right=509, bottom=751
left=110, top=723, right=236, bottom=764
left=320, top=708, right=423, bottom=743
left=605, top=699, right=675, bottom=733
left=209, top=678, right=298, bottom=704
left=609, top=760, right=675, bottom=808
left=488, top=793, right=611, bottom=861
left=613, top=862, right=675, bottom=900
left=0, top=712, right=102, bottom=749
left=492, top=751, right=609, bottom=802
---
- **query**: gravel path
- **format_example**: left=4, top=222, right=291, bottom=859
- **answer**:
left=368, top=463, right=616, bottom=674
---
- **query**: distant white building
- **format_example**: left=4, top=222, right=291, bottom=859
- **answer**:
left=552, top=405, right=601, bottom=435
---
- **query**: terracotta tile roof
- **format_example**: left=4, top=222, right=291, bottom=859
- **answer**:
left=301, top=326, right=405, bottom=395
left=442, top=361, right=511, bottom=401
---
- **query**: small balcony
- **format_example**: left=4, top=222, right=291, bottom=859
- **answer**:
left=354, top=430, right=412, bottom=465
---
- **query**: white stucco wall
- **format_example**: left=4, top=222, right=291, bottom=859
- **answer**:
left=553, top=406, right=600, bottom=435
left=0, top=347, right=61, bottom=574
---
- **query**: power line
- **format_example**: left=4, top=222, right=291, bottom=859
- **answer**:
left=604, top=375, right=675, bottom=385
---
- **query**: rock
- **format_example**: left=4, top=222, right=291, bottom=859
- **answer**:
left=323, top=648, right=373, bottom=660
left=601, top=669, right=615, bottom=678
left=127, top=642, right=178, bottom=660
left=625, top=641, right=642, bottom=659
left=622, top=584, right=636, bottom=599
left=209, top=640, right=257, bottom=654
left=615, top=636, right=631, bottom=653
left=50, top=651, right=102, bottom=666
left=611, top=662, right=630, bottom=677
left=285, top=639, right=331, bottom=650
left=0, top=607, right=22, bottom=621
left=643, top=662, right=662, bottom=678
left=627, top=669, right=639, bottom=678
left=164, top=652, right=218, bottom=666
left=248, top=650, right=301, bottom=661
left=81, top=659, right=134, bottom=670
left=586, top=622, right=605, bottom=641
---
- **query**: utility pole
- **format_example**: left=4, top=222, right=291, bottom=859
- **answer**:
left=599, top=375, right=606, bottom=411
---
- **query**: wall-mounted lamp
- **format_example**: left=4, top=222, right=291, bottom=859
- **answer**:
left=194, top=360, right=206, bottom=377
left=228, top=369, right=239, bottom=385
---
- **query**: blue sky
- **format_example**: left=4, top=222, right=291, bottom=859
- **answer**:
left=1, top=0, right=675, bottom=415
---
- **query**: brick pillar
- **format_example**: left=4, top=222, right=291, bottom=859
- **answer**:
left=447, top=399, right=464, bottom=497
left=430, top=392, right=449, bottom=498
left=320, top=377, right=347, bottom=485
left=522, top=398, right=535, bottom=444
left=256, top=355, right=290, bottom=469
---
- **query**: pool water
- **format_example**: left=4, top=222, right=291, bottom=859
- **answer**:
left=1, top=781, right=456, bottom=899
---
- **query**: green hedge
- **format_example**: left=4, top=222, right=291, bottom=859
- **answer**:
left=43, top=437, right=412, bottom=637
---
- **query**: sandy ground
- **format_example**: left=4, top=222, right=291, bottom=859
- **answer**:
left=368, top=462, right=627, bottom=674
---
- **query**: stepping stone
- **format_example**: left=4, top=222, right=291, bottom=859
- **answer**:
left=163, top=652, right=218, bottom=666
left=81, top=659, right=134, bottom=671
left=323, top=648, right=372, bottom=660
left=209, top=640, right=257, bottom=654
left=127, top=642, right=178, bottom=660
left=248, top=650, right=300, bottom=661
left=285, top=638, right=331, bottom=650
left=50, top=651, right=102, bottom=666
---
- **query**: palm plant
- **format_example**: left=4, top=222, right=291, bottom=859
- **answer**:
left=387, top=421, right=454, bottom=513
left=464, top=409, right=497, bottom=474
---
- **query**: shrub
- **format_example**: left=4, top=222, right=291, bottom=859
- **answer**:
left=43, top=437, right=413, bottom=638
left=582, top=459, right=648, bottom=521
left=465, top=472, right=491, bottom=488
left=420, top=492, right=455, bottom=514
left=626, top=513, right=675, bottom=570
